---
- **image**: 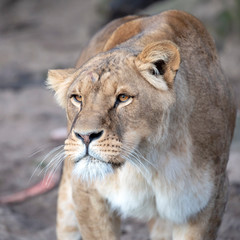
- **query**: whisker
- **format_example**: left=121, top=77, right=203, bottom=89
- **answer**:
left=45, top=153, right=65, bottom=186
left=122, top=143, right=157, bottom=170
left=132, top=149, right=157, bottom=170
left=122, top=154, right=149, bottom=179
left=120, top=146, right=151, bottom=179
left=28, top=144, right=50, bottom=158
left=42, top=145, right=64, bottom=165
left=132, top=148, right=155, bottom=166
left=43, top=153, right=65, bottom=186
left=44, top=155, right=64, bottom=186
left=29, top=145, right=64, bottom=183
left=41, top=149, right=65, bottom=175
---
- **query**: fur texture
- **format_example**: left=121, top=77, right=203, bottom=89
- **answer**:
left=47, top=10, right=236, bottom=240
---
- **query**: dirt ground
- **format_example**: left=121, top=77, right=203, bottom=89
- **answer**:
left=0, top=0, right=239, bottom=239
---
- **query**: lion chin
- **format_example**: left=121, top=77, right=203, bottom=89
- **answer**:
left=73, top=157, right=114, bottom=182
left=73, top=156, right=123, bottom=182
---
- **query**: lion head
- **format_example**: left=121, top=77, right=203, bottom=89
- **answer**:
left=47, top=40, right=180, bottom=182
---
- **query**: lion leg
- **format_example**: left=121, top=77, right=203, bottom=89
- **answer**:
left=72, top=179, right=121, bottom=240
left=148, top=218, right=173, bottom=240
left=172, top=177, right=228, bottom=240
left=57, top=167, right=81, bottom=240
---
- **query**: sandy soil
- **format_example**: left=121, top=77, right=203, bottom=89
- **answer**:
left=0, top=0, right=239, bottom=239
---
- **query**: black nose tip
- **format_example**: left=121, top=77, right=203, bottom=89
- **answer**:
left=74, top=130, right=104, bottom=145
left=89, top=130, right=104, bottom=142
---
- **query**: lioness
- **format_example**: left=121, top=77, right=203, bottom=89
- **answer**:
left=47, top=10, right=236, bottom=240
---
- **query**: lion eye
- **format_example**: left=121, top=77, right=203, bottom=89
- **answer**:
left=118, top=94, right=130, bottom=102
left=73, top=95, right=82, bottom=103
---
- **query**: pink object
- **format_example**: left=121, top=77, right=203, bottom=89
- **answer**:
left=0, top=172, right=60, bottom=204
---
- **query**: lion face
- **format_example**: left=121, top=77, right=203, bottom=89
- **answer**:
left=47, top=41, right=180, bottom=181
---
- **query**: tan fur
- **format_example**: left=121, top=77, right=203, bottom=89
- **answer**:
left=47, top=10, right=236, bottom=240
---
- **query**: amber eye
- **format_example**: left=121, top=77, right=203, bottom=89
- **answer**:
left=118, top=94, right=130, bottom=102
left=73, top=95, right=82, bottom=103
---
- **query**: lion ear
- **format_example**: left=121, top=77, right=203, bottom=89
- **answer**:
left=135, top=41, right=180, bottom=90
left=47, top=68, right=76, bottom=108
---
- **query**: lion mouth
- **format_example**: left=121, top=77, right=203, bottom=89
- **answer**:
left=108, top=161, right=123, bottom=168
left=73, top=156, right=124, bottom=182
left=74, top=156, right=124, bottom=168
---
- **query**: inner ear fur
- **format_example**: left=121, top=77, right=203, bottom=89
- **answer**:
left=135, top=40, right=180, bottom=90
left=47, top=68, right=76, bottom=108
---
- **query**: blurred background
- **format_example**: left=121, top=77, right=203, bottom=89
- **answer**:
left=0, top=0, right=239, bottom=239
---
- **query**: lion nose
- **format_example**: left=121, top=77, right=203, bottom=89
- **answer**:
left=74, top=130, right=104, bottom=146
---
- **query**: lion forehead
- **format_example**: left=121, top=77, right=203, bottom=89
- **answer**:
left=73, top=55, right=136, bottom=96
